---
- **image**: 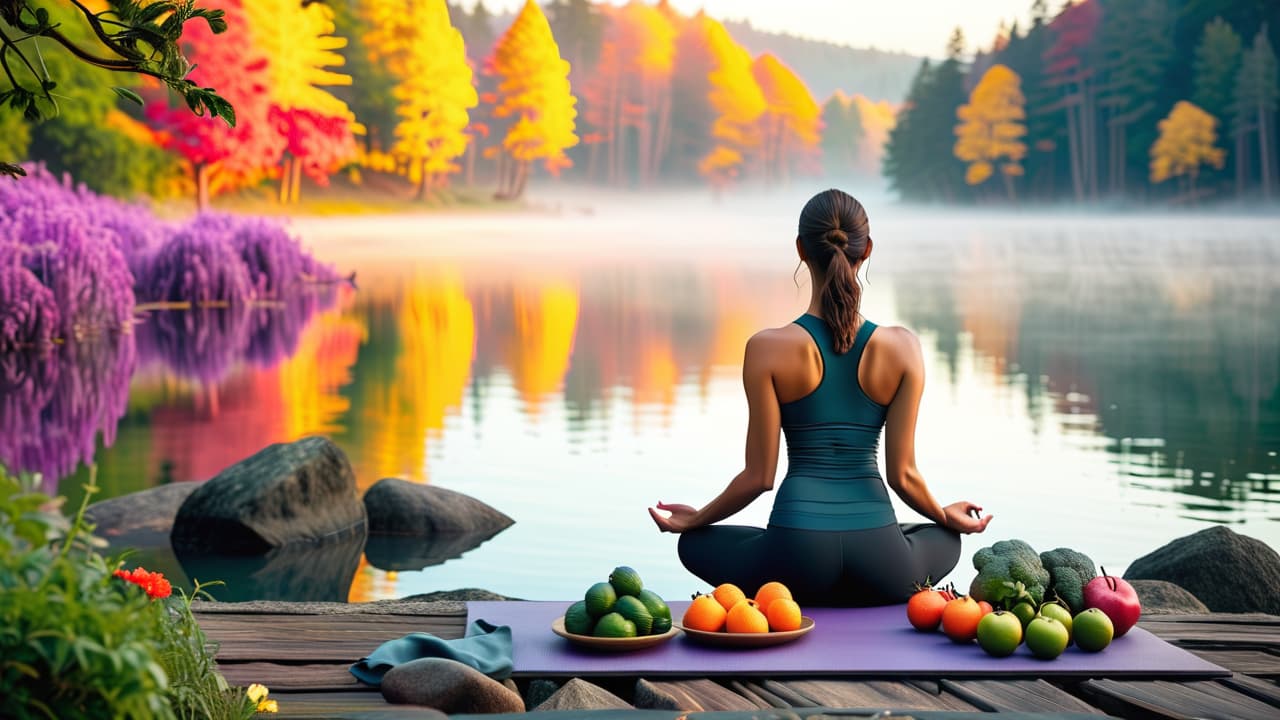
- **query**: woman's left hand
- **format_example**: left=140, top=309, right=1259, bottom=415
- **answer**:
left=648, top=502, right=699, bottom=533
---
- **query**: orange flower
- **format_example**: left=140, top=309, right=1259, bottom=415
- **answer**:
left=114, top=567, right=173, bottom=600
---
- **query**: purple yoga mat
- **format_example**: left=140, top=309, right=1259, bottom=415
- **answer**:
left=466, top=600, right=1227, bottom=678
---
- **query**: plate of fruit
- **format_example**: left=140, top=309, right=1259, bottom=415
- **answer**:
left=552, top=566, right=680, bottom=652
left=677, top=581, right=814, bottom=648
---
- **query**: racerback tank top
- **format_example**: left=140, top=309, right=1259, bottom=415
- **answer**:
left=768, top=314, right=897, bottom=531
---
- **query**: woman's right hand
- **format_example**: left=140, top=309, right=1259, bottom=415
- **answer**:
left=943, top=501, right=992, bottom=534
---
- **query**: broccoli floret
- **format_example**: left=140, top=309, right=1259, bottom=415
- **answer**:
left=1039, top=547, right=1097, bottom=613
left=968, top=539, right=1051, bottom=608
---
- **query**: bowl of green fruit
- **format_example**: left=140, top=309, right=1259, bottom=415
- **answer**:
left=552, top=566, right=680, bottom=652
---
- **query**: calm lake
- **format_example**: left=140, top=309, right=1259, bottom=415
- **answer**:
left=43, top=190, right=1280, bottom=602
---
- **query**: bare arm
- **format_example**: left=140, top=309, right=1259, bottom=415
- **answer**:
left=883, top=330, right=992, bottom=533
left=650, top=332, right=781, bottom=532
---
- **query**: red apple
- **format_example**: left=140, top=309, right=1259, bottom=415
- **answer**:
left=1083, top=567, right=1141, bottom=637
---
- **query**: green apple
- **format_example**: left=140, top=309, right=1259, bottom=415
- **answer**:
left=976, top=610, right=1023, bottom=658
left=1011, top=601, right=1036, bottom=629
left=1025, top=616, right=1070, bottom=660
left=1039, top=602, right=1073, bottom=644
left=1073, top=608, right=1115, bottom=652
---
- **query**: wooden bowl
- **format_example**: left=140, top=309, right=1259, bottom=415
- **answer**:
left=551, top=616, right=681, bottom=652
left=677, top=617, right=816, bottom=648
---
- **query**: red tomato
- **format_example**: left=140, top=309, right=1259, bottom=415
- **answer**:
left=906, top=589, right=948, bottom=631
left=941, top=597, right=984, bottom=643
left=978, top=600, right=994, bottom=616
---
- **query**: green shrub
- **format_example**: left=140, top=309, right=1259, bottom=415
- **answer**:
left=0, top=469, right=257, bottom=719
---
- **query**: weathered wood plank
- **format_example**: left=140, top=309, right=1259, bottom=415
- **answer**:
left=1178, top=649, right=1280, bottom=677
left=737, top=680, right=791, bottom=708
left=1080, top=678, right=1280, bottom=720
left=264, top=691, right=434, bottom=719
left=726, top=680, right=775, bottom=709
left=1138, top=622, right=1280, bottom=647
left=939, top=679, right=1101, bottom=713
left=200, top=613, right=466, bottom=662
left=634, top=679, right=760, bottom=712
left=1143, top=614, right=1280, bottom=626
left=770, top=679, right=978, bottom=712
left=218, top=661, right=368, bottom=692
left=1218, top=673, right=1280, bottom=708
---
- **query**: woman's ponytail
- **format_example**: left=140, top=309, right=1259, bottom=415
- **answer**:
left=797, top=190, right=870, bottom=355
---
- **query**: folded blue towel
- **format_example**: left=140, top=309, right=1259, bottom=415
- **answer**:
left=349, top=619, right=513, bottom=686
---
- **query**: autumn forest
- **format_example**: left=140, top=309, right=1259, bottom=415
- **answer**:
left=2, top=0, right=1278, bottom=208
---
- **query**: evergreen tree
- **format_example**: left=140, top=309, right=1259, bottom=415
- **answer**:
left=1193, top=18, right=1244, bottom=123
left=884, top=30, right=969, bottom=202
left=1093, top=0, right=1173, bottom=197
left=1232, top=26, right=1279, bottom=198
left=334, top=1, right=398, bottom=153
left=820, top=93, right=864, bottom=179
left=667, top=13, right=718, bottom=181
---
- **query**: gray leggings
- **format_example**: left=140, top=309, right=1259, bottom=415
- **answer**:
left=677, top=522, right=961, bottom=607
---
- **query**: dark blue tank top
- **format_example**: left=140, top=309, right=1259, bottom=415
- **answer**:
left=769, top=314, right=897, bottom=531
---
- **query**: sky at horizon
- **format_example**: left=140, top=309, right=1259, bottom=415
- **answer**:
left=467, top=0, right=1038, bottom=58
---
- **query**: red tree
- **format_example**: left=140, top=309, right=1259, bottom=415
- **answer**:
left=145, top=0, right=283, bottom=209
left=270, top=107, right=358, bottom=203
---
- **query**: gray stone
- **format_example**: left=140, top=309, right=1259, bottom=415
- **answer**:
left=533, top=678, right=631, bottom=711
left=1124, top=526, right=1280, bottom=614
left=1130, top=580, right=1210, bottom=615
left=86, top=482, right=200, bottom=545
left=633, top=679, right=683, bottom=711
left=171, top=436, right=366, bottom=554
left=363, top=478, right=513, bottom=537
left=380, top=658, right=523, bottom=714
left=525, top=679, right=562, bottom=709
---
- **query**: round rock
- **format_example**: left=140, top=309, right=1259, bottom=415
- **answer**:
left=380, top=658, right=523, bottom=714
left=1124, top=526, right=1280, bottom=614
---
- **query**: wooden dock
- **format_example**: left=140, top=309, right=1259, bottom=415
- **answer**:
left=195, top=602, right=1280, bottom=718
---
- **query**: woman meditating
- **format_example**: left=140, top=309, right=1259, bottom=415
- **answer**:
left=649, top=189, right=992, bottom=606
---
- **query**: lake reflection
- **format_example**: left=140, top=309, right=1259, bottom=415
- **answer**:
left=34, top=207, right=1280, bottom=601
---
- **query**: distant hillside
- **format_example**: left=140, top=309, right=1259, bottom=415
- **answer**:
left=723, top=20, right=922, bottom=104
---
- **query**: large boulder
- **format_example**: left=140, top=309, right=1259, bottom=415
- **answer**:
left=1124, top=526, right=1280, bottom=614
left=86, top=482, right=201, bottom=545
left=363, top=478, right=513, bottom=537
left=171, top=436, right=366, bottom=554
left=380, top=658, right=523, bottom=713
left=1129, top=580, right=1210, bottom=615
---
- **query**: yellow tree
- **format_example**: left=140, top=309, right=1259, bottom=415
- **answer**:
left=954, top=64, right=1027, bottom=199
left=363, top=0, right=477, bottom=198
left=752, top=53, right=821, bottom=184
left=488, top=0, right=580, bottom=199
left=1150, top=100, right=1225, bottom=201
left=244, top=0, right=358, bottom=202
left=696, top=16, right=766, bottom=192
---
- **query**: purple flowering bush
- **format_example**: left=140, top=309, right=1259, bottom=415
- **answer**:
left=0, top=167, right=339, bottom=482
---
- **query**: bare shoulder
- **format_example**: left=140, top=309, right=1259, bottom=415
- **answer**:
left=744, top=324, right=809, bottom=362
left=869, top=324, right=924, bottom=366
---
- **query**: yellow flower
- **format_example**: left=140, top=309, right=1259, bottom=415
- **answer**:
left=246, top=684, right=268, bottom=704
left=257, top=699, right=279, bottom=713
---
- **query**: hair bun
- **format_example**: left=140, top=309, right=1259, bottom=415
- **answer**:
left=824, top=227, right=849, bottom=248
